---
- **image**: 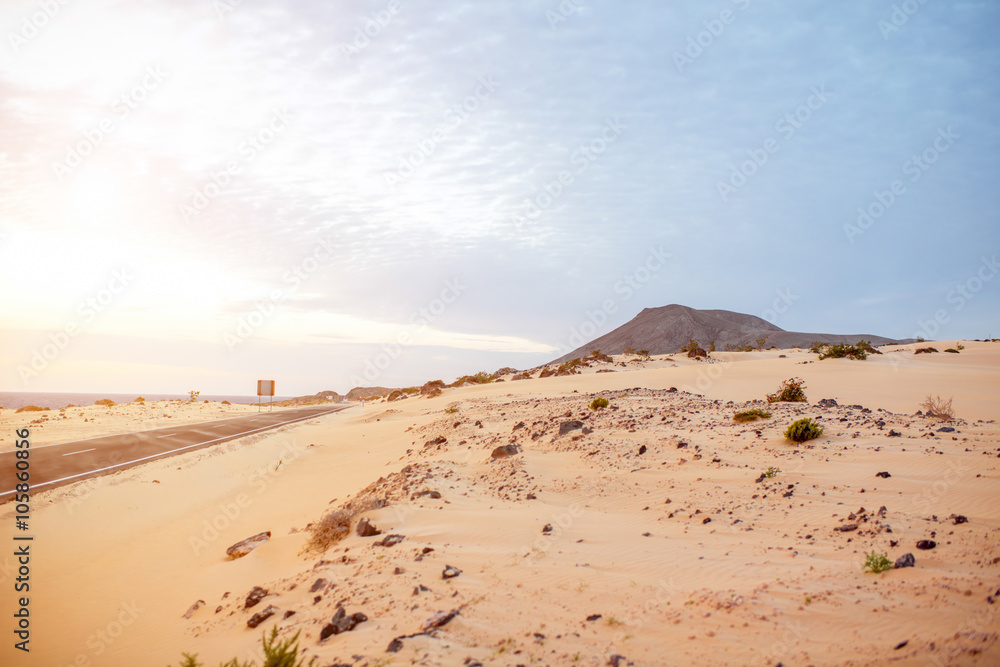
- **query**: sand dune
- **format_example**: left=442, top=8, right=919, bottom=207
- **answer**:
left=1, top=342, right=998, bottom=666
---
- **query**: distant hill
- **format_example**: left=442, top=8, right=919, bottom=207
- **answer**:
left=273, top=390, right=341, bottom=407
left=552, top=304, right=911, bottom=363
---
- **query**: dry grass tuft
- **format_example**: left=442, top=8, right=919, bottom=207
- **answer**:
left=920, top=395, right=954, bottom=420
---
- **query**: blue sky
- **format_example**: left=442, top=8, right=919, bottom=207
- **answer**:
left=1, top=0, right=997, bottom=395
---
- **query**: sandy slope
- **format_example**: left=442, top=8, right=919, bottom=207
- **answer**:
left=1, top=342, right=998, bottom=667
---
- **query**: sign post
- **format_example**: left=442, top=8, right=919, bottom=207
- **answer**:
left=257, top=380, right=275, bottom=412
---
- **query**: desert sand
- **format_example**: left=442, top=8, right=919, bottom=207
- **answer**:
left=1, top=342, right=998, bottom=666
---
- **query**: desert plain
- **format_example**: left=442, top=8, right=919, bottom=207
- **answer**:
left=1, top=341, right=999, bottom=666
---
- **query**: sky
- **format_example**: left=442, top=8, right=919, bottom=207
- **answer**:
left=0, top=0, right=998, bottom=396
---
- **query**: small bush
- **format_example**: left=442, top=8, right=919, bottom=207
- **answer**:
left=767, top=377, right=807, bottom=403
left=784, top=418, right=823, bottom=443
left=914, top=347, right=939, bottom=354
left=920, top=395, right=954, bottom=420
left=862, top=551, right=893, bottom=574
left=189, top=390, right=200, bottom=402
left=167, top=627, right=316, bottom=667
left=944, top=348, right=959, bottom=354
left=444, top=407, right=459, bottom=414
left=725, top=341, right=754, bottom=352
left=637, top=349, right=651, bottom=360
left=764, top=466, right=780, bottom=479
left=590, top=397, right=609, bottom=410
left=733, top=408, right=771, bottom=423
left=957, top=343, right=965, bottom=350
left=94, top=399, right=115, bottom=407
left=818, top=342, right=868, bottom=361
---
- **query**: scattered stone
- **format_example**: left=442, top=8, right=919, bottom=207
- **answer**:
left=491, top=444, right=521, bottom=459
left=894, top=553, right=915, bottom=569
left=887, top=430, right=902, bottom=437
left=676, top=441, right=689, bottom=449
left=608, top=655, right=631, bottom=667
left=937, top=427, right=956, bottom=433
left=916, top=540, right=936, bottom=550
left=393, top=567, right=405, bottom=575
left=834, top=524, right=859, bottom=533
left=244, top=586, right=268, bottom=609
left=754, top=473, right=766, bottom=484
left=356, top=517, right=381, bottom=537
left=442, top=565, right=462, bottom=579
left=542, top=524, right=553, bottom=534
left=283, top=610, right=296, bottom=619
left=422, top=609, right=460, bottom=632
left=638, top=445, right=647, bottom=455
left=320, top=607, right=368, bottom=640
left=412, top=489, right=442, bottom=500
left=817, top=398, right=838, bottom=408
left=513, top=421, right=526, bottom=431
left=387, top=637, right=405, bottom=653
left=702, top=517, right=711, bottom=524
left=559, top=420, right=584, bottom=436
left=875, top=472, right=891, bottom=479
left=247, top=605, right=279, bottom=629
left=182, top=600, right=205, bottom=619
left=949, top=514, right=968, bottom=525
left=375, top=534, right=405, bottom=547
left=586, top=614, right=602, bottom=621
left=310, top=578, right=329, bottom=593
left=226, top=531, right=271, bottom=559
left=894, top=640, right=909, bottom=650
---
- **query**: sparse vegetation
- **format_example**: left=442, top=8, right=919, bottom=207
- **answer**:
left=637, top=349, right=651, bottom=360
left=167, top=628, right=316, bottom=667
left=914, top=347, right=939, bottom=354
left=957, top=343, right=965, bottom=350
left=590, top=397, right=609, bottom=410
left=708, top=340, right=716, bottom=352
left=766, top=377, right=807, bottom=403
left=188, top=390, right=200, bottom=402
left=818, top=341, right=870, bottom=360
left=94, top=399, right=115, bottom=407
left=862, top=551, right=893, bottom=574
left=733, top=408, right=771, bottom=423
left=451, top=371, right=494, bottom=387
left=944, top=348, right=959, bottom=354
left=784, top=417, right=823, bottom=443
left=15, top=405, right=48, bottom=413
left=444, top=407, right=459, bottom=414
left=754, top=337, right=768, bottom=351
left=764, top=466, right=781, bottom=479
left=920, top=395, right=954, bottom=420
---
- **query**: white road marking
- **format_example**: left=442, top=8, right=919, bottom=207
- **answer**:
left=156, top=434, right=176, bottom=438
left=62, top=448, right=96, bottom=457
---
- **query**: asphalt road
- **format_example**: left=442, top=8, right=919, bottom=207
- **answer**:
left=1, top=405, right=349, bottom=501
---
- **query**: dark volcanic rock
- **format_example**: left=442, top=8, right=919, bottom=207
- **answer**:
left=875, top=471, right=891, bottom=479
left=638, top=445, right=647, bottom=455
left=916, top=540, right=937, bottom=550
left=244, top=586, right=268, bottom=609
left=559, top=420, right=584, bottom=436
left=817, top=398, right=838, bottom=408
left=491, top=444, right=521, bottom=459
left=937, top=426, right=956, bottom=433
left=442, top=565, right=462, bottom=579
left=247, top=604, right=278, bottom=629
left=375, top=534, right=405, bottom=547
left=887, top=430, right=902, bottom=437
left=422, top=609, right=460, bottom=631
left=320, top=607, right=368, bottom=640
left=949, top=514, right=968, bottom=525
left=356, top=517, right=382, bottom=537
left=834, top=524, right=859, bottom=532
left=894, top=553, right=916, bottom=569
left=310, top=578, right=329, bottom=593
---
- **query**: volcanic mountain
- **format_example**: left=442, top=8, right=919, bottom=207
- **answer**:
left=551, top=304, right=909, bottom=364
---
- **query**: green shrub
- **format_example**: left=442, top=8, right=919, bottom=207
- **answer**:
left=862, top=551, right=893, bottom=574
left=590, top=397, right=609, bottom=410
left=444, top=407, right=459, bottom=414
left=818, top=342, right=868, bottom=361
left=767, top=377, right=807, bottom=403
left=957, top=343, right=965, bottom=350
left=784, top=417, right=823, bottom=443
left=637, top=349, right=651, bottom=360
left=725, top=341, right=754, bottom=352
left=733, top=408, right=771, bottom=423
left=168, top=628, right=316, bottom=667
left=764, top=466, right=780, bottom=479
left=944, top=348, right=959, bottom=354
left=914, top=347, right=939, bottom=355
